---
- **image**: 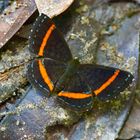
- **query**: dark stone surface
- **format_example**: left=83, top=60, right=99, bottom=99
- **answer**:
left=0, top=0, right=140, bottom=139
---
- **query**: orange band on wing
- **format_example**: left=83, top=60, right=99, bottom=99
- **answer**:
left=38, top=60, right=54, bottom=91
left=38, top=24, right=56, bottom=56
left=58, top=92, right=92, bottom=99
left=94, top=70, right=120, bottom=95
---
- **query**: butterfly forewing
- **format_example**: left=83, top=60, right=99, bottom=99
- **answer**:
left=27, top=58, right=67, bottom=96
left=29, top=13, right=72, bottom=62
left=57, top=74, right=93, bottom=111
left=78, top=64, right=133, bottom=100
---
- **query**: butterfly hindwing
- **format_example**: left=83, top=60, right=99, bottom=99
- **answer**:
left=57, top=73, right=93, bottom=111
left=27, top=58, right=66, bottom=96
left=29, top=13, right=72, bottom=62
left=78, top=64, right=133, bottom=100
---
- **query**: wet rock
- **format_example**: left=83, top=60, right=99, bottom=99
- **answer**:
left=118, top=90, right=140, bottom=140
left=0, top=39, right=32, bottom=103
left=0, top=88, right=81, bottom=140
left=0, top=0, right=139, bottom=139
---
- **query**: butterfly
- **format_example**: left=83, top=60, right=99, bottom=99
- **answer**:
left=27, top=13, right=134, bottom=111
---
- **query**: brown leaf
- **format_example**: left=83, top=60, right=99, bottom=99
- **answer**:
left=0, top=0, right=36, bottom=49
left=35, top=0, right=74, bottom=18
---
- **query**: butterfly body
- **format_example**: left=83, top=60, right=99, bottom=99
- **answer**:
left=27, top=14, right=134, bottom=111
left=53, top=59, right=80, bottom=93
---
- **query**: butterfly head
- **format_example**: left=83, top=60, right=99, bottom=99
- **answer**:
left=67, top=58, right=80, bottom=69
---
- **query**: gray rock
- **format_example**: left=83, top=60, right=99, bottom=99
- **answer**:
left=0, top=0, right=139, bottom=140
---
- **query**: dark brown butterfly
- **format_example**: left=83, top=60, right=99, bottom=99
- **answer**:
left=27, top=13, right=134, bottom=111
